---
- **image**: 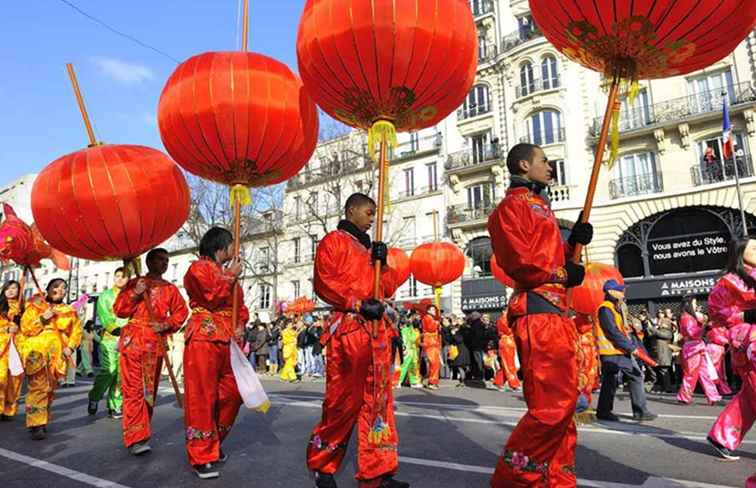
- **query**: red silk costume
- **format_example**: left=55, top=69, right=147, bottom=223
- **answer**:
left=488, top=185, right=578, bottom=488
left=495, top=315, right=521, bottom=390
left=306, top=229, right=400, bottom=487
left=421, top=313, right=441, bottom=386
left=113, top=276, right=188, bottom=449
left=182, top=258, right=248, bottom=467
left=574, top=314, right=599, bottom=403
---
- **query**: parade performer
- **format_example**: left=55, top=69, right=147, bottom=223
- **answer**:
left=0, top=280, right=22, bottom=420
left=183, top=227, right=248, bottom=479
left=421, top=304, right=442, bottom=390
left=488, top=143, right=592, bottom=487
left=280, top=319, right=300, bottom=383
left=706, top=237, right=756, bottom=461
left=676, top=296, right=721, bottom=405
left=495, top=313, right=521, bottom=391
left=706, top=325, right=733, bottom=396
left=113, top=248, right=189, bottom=455
left=397, top=321, right=421, bottom=388
left=307, top=193, right=408, bottom=488
left=595, top=280, right=657, bottom=422
left=20, top=278, right=81, bottom=439
left=87, top=268, right=128, bottom=419
left=574, top=314, right=599, bottom=421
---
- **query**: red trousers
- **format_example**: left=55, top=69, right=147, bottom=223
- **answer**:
left=184, top=340, right=242, bottom=466
left=307, top=318, right=398, bottom=485
left=120, top=341, right=162, bottom=448
left=491, top=314, right=578, bottom=488
left=425, top=345, right=441, bottom=386
left=498, top=336, right=521, bottom=390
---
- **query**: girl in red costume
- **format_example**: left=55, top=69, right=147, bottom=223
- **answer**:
left=495, top=313, right=521, bottom=391
left=307, top=193, right=408, bottom=488
left=421, top=304, right=442, bottom=389
left=182, top=227, right=248, bottom=479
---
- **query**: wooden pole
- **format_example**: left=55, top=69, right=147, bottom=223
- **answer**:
left=372, top=138, right=390, bottom=337
left=65, top=63, right=98, bottom=146
left=231, top=197, right=242, bottom=337
left=432, top=210, right=439, bottom=241
left=570, top=76, right=622, bottom=263
left=241, top=0, right=249, bottom=52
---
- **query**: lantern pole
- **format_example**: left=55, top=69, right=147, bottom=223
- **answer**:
left=66, top=63, right=98, bottom=147
left=431, top=211, right=442, bottom=309
left=241, top=0, right=249, bottom=52
left=570, top=73, right=622, bottom=262
left=371, top=137, right=390, bottom=337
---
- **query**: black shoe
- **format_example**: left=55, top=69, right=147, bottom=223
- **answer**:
left=596, top=412, right=620, bottom=422
left=193, top=463, right=219, bottom=479
left=380, top=476, right=410, bottom=488
left=87, top=400, right=98, bottom=416
left=633, top=412, right=658, bottom=422
left=128, top=441, right=152, bottom=456
left=314, top=471, right=338, bottom=488
left=30, top=426, right=46, bottom=440
left=217, top=450, right=228, bottom=463
left=707, top=436, right=740, bottom=461
left=109, top=410, right=123, bottom=420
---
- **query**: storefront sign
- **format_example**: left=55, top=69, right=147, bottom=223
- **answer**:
left=647, top=232, right=729, bottom=275
left=625, top=271, right=721, bottom=300
left=461, top=277, right=508, bottom=311
left=461, top=294, right=508, bottom=311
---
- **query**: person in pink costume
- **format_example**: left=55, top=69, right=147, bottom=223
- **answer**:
left=706, top=325, right=734, bottom=396
left=706, top=237, right=756, bottom=461
left=677, top=295, right=722, bottom=405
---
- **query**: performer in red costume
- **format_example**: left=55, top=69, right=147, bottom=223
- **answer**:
left=495, top=313, right=521, bottom=391
left=113, top=248, right=188, bottom=456
left=420, top=303, right=442, bottom=390
left=182, top=227, right=248, bottom=479
left=488, top=143, right=592, bottom=488
left=307, top=193, right=408, bottom=488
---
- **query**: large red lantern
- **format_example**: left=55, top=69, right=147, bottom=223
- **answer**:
left=387, top=247, right=411, bottom=287
left=490, top=254, right=514, bottom=288
left=410, top=242, right=465, bottom=307
left=571, top=262, right=624, bottom=316
left=32, top=144, right=190, bottom=261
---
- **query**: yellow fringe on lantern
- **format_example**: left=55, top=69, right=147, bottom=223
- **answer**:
left=434, top=287, right=442, bottom=309
left=229, top=184, right=252, bottom=208
left=607, top=103, right=621, bottom=169
left=367, top=120, right=398, bottom=162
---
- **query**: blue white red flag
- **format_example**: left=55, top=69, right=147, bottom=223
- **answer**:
left=723, top=97, right=735, bottom=160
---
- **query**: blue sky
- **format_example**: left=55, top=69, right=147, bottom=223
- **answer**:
left=0, top=1, right=308, bottom=185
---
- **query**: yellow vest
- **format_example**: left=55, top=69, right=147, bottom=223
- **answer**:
left=595, top=300, right=631, bottom=356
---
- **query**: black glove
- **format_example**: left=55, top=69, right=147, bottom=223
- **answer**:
left=110, top=327, right=122, bottom=337
left=371, top=241, right=388, bottom=265
left=568, top=213, right=593, bottom=246
left=359, top=299, right=385, bottom=321
left=744, top=309, right=756, bottom=324
left=564, top=262, right=586, bottom=288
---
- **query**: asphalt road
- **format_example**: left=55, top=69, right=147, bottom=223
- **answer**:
left=0, top=376, right=753, bottom=488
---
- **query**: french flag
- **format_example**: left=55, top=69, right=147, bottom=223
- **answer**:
left=723, top=97, right=736, bottom=160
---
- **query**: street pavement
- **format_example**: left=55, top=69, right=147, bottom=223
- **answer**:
left=0, top=376, right=753, bottom=488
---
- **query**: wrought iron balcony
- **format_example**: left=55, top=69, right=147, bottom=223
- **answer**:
left=516, top=76, right=561, bottom=98
left=691, top=154, right=754, bottom=186
left=478, top=44, right=498, bottom=64
left=608, top=171, right=664, bottom=199
left=389, top=132, right=443, bottom=160
left=287, top=155, right=370, bottom=190
left=445, top=144, right=503, bottom=171
left=520, top=127, right=566, bottom=145
left=457, top=104, right=492, bottom=121
left=395, top=185, right=440, bottom=200
left=471, top=0, right=494, bottom=17
left=501, top=27, right=544, bottom=54
left=447, top=203, right=497, bottom=226
left=591, top=82, right=756, bottom=136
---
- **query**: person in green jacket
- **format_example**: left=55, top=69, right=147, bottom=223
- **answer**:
left=398, top=320, right=422, bottom=388
left=87, top=268, right=128, bottom=419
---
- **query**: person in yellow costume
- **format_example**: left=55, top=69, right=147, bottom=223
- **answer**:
left=280, top=319, right=301, bottom=383
left=0, top=280, right=22, bottom=421
left=20, top=278, right=82, bottom=440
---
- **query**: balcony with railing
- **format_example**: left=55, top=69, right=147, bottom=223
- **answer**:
left=447, top=203, right=497, bottom=227
left=390, top=132, right=443, bottom=161
left=478, top=44, right=498, bottom=64
left=516, top=76, right=561, bottom=98
left=287, top=155, right=370, bottom=190
left=520, top=127, right=566, bottom=145
left=457, top=103, right=492, bottom=121
left=471, top=0, right=494, bottom=18
left=691, top=155, right=754, bottom=186
left=395, top=185, right=441, bottom=200
left=501, top=26, right=543, bottom=54
left=609, top=171, right=664, bottom=199
left=591, top=82, right=756, bottom=136
left=547, top=184, right=571, bottom=203
left=445, top=144, right=503, bottom=172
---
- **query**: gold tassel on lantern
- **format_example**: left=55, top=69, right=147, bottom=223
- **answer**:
left=434, top=286, right=442, bottom=310
left=367, top=120, right=398, bottom=162
left=229, top=184, right=252, bottom=208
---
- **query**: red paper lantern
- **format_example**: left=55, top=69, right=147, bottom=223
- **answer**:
left=297, top=0, right=478, bottom=132
left=490, top=254, right=514, bottom=288
left=32, top=145, right=190, bottom=261
left=158, top=51, right=318, bottom=189
left=410, top=242, right=465, bottom=288
left=531, top=0, right=756, bottom=79
left=387, top=247, right=411, bottom=287
left=571, top=262, right=624, bottom=315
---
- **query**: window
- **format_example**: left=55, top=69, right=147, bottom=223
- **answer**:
left=519, top=62, right=534, bottom=96
left=468, top=237, right=492, bottom=276
left=293, top=196, right=302, bottom=220
left=401, top=216, right=416, bottom=247
left=258, top=247, right=270, bottom=272
left=307, top=191, right=319, bottom=213
left=478, top=36, right=490, bottom=59
left=409, top=276, right=418, bottom=297
left=551, top=159, right=567, bottom=186
left=310, top=234, right=319, bottom=259
left=403, top=168, right=415, bottom=196
left=612, top=152, right=662, bottom=198
left=291, top=280, right=300, bottom=298
left=541, top=55, right=559, bottom=89
left=258, top=284, right=271, bottom=309
left=467, top=183, right=494, bottom=210
left=409, top=132, right=419, bottom=152
left=696, top=134, right=751, bottom=183
left=171, top=263, right=179, bottom=282
left=463, top=85, right=489, bottom=117
left=518, top=14, right=536, bottom=40
left=688, top=69, right=735, bottom=113
left=427, top=162, right=438, bottom=191
left=619, top=89, right=652, bottom=130
left=528, top=110, right=563, bottom=145
left=470, top=133, right=490, bottom=164
left=293, top=237, right=301, bottom=263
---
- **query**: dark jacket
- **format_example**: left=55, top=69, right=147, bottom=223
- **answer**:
left=468, top=318, right=488, bottom=351
left=451, top=329, right=471, bottom=367
left=647, top=322, right=674, bottom=367
left=598, top=295, right=636, bottom=370
left=309, top=325, right=323, bottom=355
left=267, top=325, right=281, bottom=347
left=251, top=327, right=269, bottom=355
